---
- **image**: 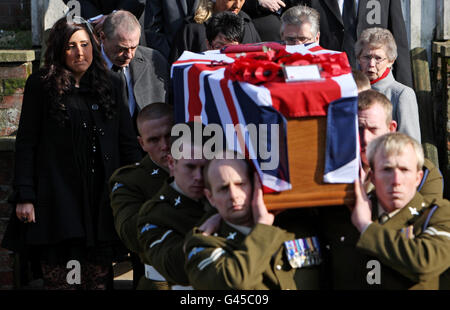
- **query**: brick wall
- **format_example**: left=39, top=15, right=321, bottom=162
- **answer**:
left=0, top=0, right=31, bottom=30
left=0, top=139, right=14, bottom=289
left=0, top=50, right=34, bottom=289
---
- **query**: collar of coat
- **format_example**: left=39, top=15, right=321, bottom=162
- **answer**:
left=370, top=192, right=429, bottom=228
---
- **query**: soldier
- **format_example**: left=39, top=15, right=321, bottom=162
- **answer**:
left=358, top=90, right=443, bottom=200
left=136, top=121, right=216, bottom=289
left=109, top=103, right=172, bottom=289
left=350, top=132, right=450, bottom=289
left=184, top=154, right=323, bottom=289
left=319, top=89, right=444, bottom=289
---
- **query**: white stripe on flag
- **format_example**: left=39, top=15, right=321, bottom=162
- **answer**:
left=331, top=73, right=358, bottom=98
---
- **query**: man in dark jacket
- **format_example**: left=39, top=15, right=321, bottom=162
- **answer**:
left=100, top=10, right=169, bottom=135
left=144, top=0, right=199, bottom=59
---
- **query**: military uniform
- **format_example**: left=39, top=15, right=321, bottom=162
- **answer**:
left=109, top=155, right=169, bottom=290
left=184, top=222, right=300, bottom=290
left=355, top=193, right=450, bottom=289
left=137, top=178, right=216, bottom=287
left=274, top=208, right=328, bottom=289
left=318, top=158, right=445, bottom=289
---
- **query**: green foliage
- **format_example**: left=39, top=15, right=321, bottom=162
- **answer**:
left=0, top=30, right=32, bottom=50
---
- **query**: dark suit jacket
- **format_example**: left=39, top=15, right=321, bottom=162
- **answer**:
left=144, top=0, right=199, bottom=59
left=2, top=69, right=141, bottom=251
left=169, top=10, right=261, bottom=63
left=130, top=46, right=169, bottom=110
left=64, top=0, right=145, bottom=19
left=242, top=0, right=282, bottom=42
left=292, top=0, right=412, bottom=88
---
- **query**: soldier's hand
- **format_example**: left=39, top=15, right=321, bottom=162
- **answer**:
left=199, top=213, right=222, bottom=236
left=252, top=173, right=274, bottom=226
left=351, top=176, right=373, bottom=233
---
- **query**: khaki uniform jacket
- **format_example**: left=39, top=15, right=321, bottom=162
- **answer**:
left=356, top=193, right=450, bottom=289
left=109, top=155, right=169, bottom=254
left=137, top=179, right=216, bottom=286
left=184, top=222, right=298, bottom=290
left=318, top=158, right=445, bottom=289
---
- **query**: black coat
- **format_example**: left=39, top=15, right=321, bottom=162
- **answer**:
left=144, top=0, right=199, bottom=59
left=169, top=10, right=262, bottom=63
left=2, top=69, right=141, bottom=252
left=291, top=0, right=413, bottom=88
left=242, top=0, right=282, bottom=42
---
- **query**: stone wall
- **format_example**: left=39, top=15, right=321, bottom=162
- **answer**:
left=0, top=49, right=34, bottom=289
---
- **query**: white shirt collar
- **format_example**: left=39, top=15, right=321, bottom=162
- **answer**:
left=101, top=44, right=114, bottom=70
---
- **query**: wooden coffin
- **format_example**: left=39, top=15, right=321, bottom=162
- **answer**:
left=264, top=116, right=355, bottom=210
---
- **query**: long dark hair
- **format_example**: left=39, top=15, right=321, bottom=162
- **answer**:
left=42, top=16, right=115, bottom=124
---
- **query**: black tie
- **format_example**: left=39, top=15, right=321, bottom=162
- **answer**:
left=342, top=0, right=357, bottom=41
left=111, top=65, right=129, bottom=101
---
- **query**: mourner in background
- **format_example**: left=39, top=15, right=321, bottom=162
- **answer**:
left=144, top=0, right=199, bottom=59
left=299, top=0, right=413, bottom=88
left=2, top=16, right=141, bottom=289
left=280, top=5, right=320, bottom=46
left=241, top=0, right=285, bottom=41
left=63, top=0, right=145, bottom=34
left=351, top=132, right=450, bottom=289
left=169, top=0, right=261, bottom=63
left=100, top=10, right=169, bottom=135
left=355, top=27, right=421, bottom=143
left=184, top=154, right=323, bottom=289
left=205, top=11, right=245, bottom=50
left=137, top=122, right=216, bottom=289
left=109, top=103, right=173, bottom=290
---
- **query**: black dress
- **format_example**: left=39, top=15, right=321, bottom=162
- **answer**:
left=2, top=69, right=142, bottom=266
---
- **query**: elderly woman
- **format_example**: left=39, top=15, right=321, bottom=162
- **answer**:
left=169, top=0, right=261, bottom=63
left=2, top=16, right=141, bottom=289
left=355, top=27, right=421, bottom=143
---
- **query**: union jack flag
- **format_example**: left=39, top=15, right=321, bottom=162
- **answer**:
left=171, top=43, right=359, bottom=193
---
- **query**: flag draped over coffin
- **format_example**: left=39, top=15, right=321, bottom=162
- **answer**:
left=171, top=43, right=359, bottom=193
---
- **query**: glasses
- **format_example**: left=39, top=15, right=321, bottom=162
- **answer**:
left=359, top=55, right=387, bottom=64
left=283, top=36, right=313, bottom=45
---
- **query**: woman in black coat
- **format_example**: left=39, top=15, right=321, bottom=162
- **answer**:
left=2, top=16, right=141, bottom=289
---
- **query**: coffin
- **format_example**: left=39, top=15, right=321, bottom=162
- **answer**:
left=264, top=117, right=355, bottom=210
left=171, top=45, right=358, bottom=211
